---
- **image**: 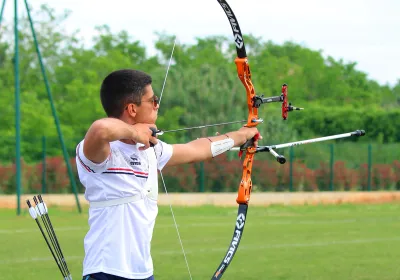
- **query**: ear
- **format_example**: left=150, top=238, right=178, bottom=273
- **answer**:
left=125, top=103, right=138, bottom=117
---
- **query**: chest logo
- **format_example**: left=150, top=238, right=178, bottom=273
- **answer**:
left=129, top=156, right=141, bottom=166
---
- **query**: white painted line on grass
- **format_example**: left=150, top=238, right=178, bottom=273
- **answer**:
left=2, top=216, right=399, bottom=234
left=155, top=236, right=400, bottom=255
left=0, top=226, right=87, bottom=234
left=0, top=255, right=82, bottom=265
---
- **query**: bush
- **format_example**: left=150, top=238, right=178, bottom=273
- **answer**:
left=0, top=156, right=399, bottom=193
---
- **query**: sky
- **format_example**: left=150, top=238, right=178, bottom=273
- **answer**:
left=3, top=0, right=399, bottom=86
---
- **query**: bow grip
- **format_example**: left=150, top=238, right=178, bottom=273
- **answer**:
left=238, top=132, right=260, bottom=157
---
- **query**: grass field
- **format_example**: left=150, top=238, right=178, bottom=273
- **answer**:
left=1, top=203, right=400, bottom=280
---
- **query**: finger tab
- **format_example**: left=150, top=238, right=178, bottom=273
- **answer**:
left=149, top=127, right=157, bottom=137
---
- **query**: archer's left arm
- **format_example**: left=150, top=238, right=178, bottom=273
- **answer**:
left=165, top=127, right=260, bottom=167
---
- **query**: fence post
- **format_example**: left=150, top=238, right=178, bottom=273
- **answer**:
left=41, top=136, right=46, bottom=193
left=0, top=0, right=6, bottom=27
left=199, top=162, right=205, bottom=192
left=329, top=144, right=334, bottom=191
left=289, top=146, right=294, bottom=192
left=367, top=144, right=372, bottom=191
left=14, top=0, right=22, bottom=216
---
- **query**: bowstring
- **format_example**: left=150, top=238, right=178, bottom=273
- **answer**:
left=156, top=37, right=193, bottom=280
left=158, top=38, right=176, bottom=106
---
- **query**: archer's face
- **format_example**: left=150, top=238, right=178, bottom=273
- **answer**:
left=134, top=85, right=159, bottom=124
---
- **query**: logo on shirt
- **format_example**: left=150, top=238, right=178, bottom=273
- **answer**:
left=130, top=156, right=141, bottom=166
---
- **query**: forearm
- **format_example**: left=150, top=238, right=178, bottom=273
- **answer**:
left=83, top=119, right=156, bottom=164
left=195, top=131, right=247, bottom=159
left=168, top=131, right=247, bottom=166
left=193, top=131, right=247, bottom=149
left=87, top=118, right=137, bottom=143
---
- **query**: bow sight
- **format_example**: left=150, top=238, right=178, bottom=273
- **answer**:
left=252, top=84, right=303, bottom=120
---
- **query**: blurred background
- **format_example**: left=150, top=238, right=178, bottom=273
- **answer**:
left=0, top=1, right=399, bottom=279
left=0, top=0, right=398, bottom=203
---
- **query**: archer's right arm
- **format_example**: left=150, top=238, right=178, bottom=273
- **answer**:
left=83, top=118, right=157, bottom=163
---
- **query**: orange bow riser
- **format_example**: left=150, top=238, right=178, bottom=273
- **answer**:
left=234, top=56, right=260, bottom=204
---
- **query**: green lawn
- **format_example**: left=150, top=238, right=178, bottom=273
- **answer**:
left=1, top=203, right=400, bottom=280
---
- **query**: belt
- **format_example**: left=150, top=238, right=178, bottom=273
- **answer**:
left=89, top=193, right=144, bottom=209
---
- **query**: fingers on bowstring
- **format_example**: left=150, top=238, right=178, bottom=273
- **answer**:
left=149, top=127, right=158, bottom=137
left=139, top=142, right=150, bottom=151
left=148, top=127, right=158, bottom=147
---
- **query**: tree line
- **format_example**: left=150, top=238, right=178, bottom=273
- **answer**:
left=0, top=4, right=399, bottom=163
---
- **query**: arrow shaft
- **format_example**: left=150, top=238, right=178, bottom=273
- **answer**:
left=158, top=120, right=246, bottom=134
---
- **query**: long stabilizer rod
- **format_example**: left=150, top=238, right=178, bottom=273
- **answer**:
left=232, top=130, right=365, bottom=164
left=265, top=130, right=365, bottom=151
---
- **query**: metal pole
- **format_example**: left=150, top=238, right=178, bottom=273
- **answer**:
left=329, top=144, right=334, bottom=191
left=14, top=0, right=21, bottom=216
left=367, top=144, right=372, bottom=191
left=0, top=0, right=6, bottom=27
left=199, top=162, right=205, bottom=192
left=42, top=136, right=47, bottom=193
left=24, top=0, right=81, bottom=212
left=289, top=146, right=293, bottom=192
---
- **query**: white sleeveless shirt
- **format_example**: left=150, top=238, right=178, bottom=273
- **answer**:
left=76, top=140, right=173, bottom=279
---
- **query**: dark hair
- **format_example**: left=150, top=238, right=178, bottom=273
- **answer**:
left=100, top=69, right=152, bottom=117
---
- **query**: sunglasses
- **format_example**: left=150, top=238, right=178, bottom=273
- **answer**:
left=143, top=95, right=159, bottom=107
left=125, top=95, right=159, bottom=110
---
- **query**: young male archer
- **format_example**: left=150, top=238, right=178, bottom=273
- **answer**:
left=76, top=69, right=260, bottom=280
